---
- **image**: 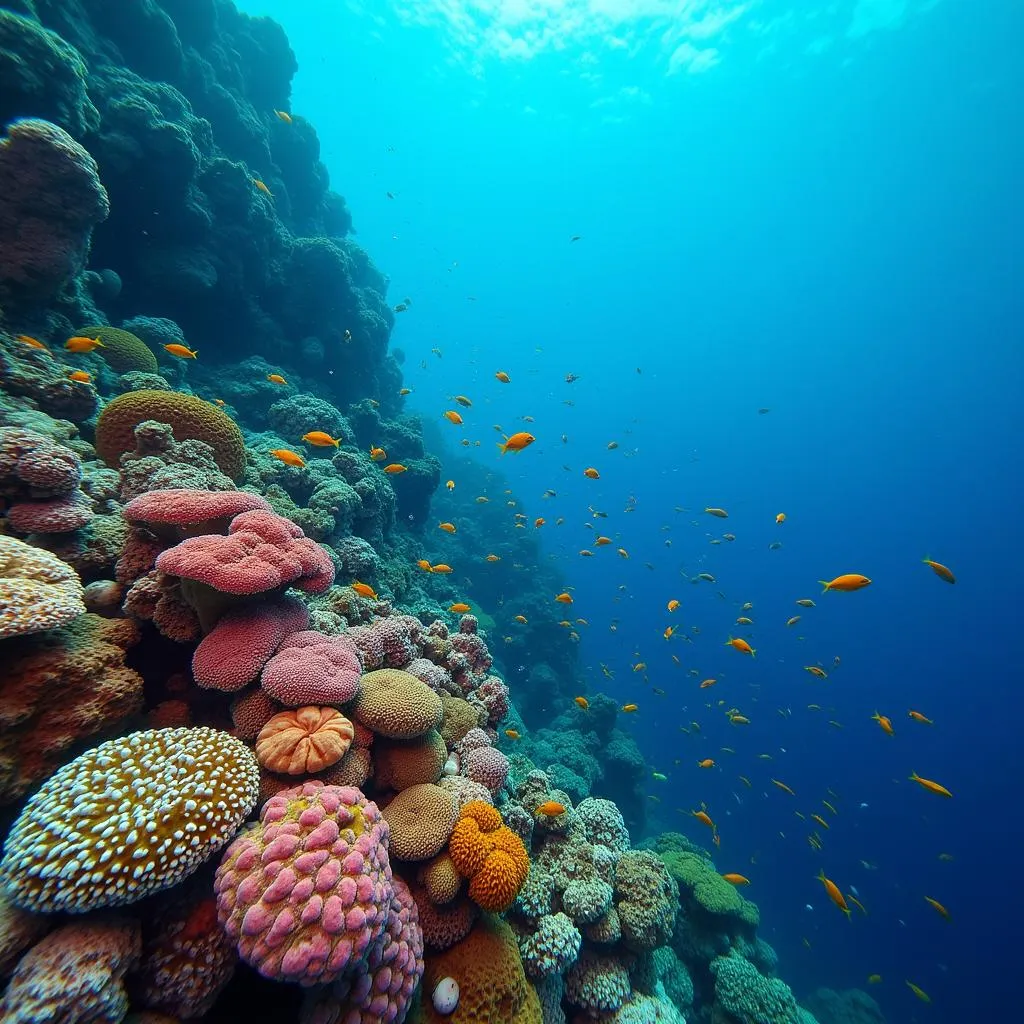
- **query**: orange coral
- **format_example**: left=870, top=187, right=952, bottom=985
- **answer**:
left=448, top=800, right=529, bottom=913
left=95, top=390, right=246, bottom=479
left=255, top=707, right=354, bottom=775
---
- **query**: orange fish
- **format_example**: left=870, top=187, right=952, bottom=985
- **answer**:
left=574, top=696, right=589, bottom=710
left=416, top=559, right=432, bottom=571
left=872, top=711, right=894, bottom=736
left=811, top=814, right=830, bottom=830
left=697, top=759, right=715, bottom=769
left=583, top=467, right=600, bottom=479
left=692, top=809, right=715, bottom=829
left=498, top=431, right=535, bottom=455
left=274, top=109, right=292, bottom=123
left=555, top=593, right=573, bottom=604
left=495, top=370, right=511, bottom=383
left=430, top=564, right=453, bottom=574
left=536, top=800, right=566, bottom=816
left=267, top=373, right=288, bottom=384
left=535, top=517, right=546, bottom=527
left=446, top=480, right=455, bottom=491
left=621, top=703, right=638, bottom=713
left=729, top=714, right=750, bottom=725
left=594, top=536, right=612, bottom=546
left=805, top=666, right=828, bottom=678
left=16, top=335, right=47, bottom=349
left=909, top=772, right=952, bottom=797
left=64, top=335, right=103, bottom=353
left=667, top=599, right=680, bottom=612
left=351, top=581, right=377, bottom=599
left=384, top=464, right=408, bottom=474
left=819, top=574, right=871, bottom=593
left=438, top=522, right=457, bottom=534
left=253, top=177, right=273, bottom=196
left=664, top=626, right=675, bottom=640
left=514, top=615, right=528, bottom=624
left=721, top=873, right=750, bottom=886
left=617, top=548, right=629, bottom=559
left=817, top=870, right=851, bottom=918
left=369, top=446, right=387, bottom=461
left=504, top=729, right=521, bottom=740
left=771, top=779, right=796, bottom=796
left=924, top=896, right=951, bottom=920
left=700, top=678, right=717, bottom=689
left=399, top=388, right=412, bottom=396
left=450, top=603, right=471, bottom=614
left=726, top=636, right=755, bottom=657
left=67, top=370, right=92, bottom=383
left=302, top=431, right=341, bottom=447
left=704, top=507, right=729, bottom=518
left=775, top=513, right=786, bottom=524
left=270, top=449, right=306, bottom=467
left=443, top=410, right=463, bottom=425
left=164, top=343, right=198, bottom=359
left=923, top=558, right=955, bottom=584
left=908, top=710, right=934, bottom=725
left=485, top=554, right=501, bottom=562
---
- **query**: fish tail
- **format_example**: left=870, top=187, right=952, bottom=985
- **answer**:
left=818, top=580, right=831, bottom=593
left=497, top=441, right=508, bottom=455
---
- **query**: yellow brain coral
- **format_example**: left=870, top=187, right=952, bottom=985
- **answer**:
left=411, top=914, right=542, bottom=1024
left=0, top=536, right=85, bottom=639
left=77, top=326, right=158, bottom=374
left=448, top=800, right=530, bottom=913
left=95, top=390, right=246, bottom=479
left=382, top=783, right=458, bottom=862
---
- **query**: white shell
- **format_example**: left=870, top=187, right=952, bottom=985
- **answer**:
left=432, top=976, right=460, bottom=1014
left=442, top=752, right=460, bottom=776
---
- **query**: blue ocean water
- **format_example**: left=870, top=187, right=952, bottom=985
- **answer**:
left=242, top=1, right=1022, bottom=1020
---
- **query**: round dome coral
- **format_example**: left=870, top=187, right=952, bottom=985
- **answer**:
left=0, top=535, right=85, bottom=639
left=123, top=488, right=271, bottom=533
left=255, top=706, right=354, bottom=775
left=381, top=783, right=458, bottom=861
left=0, top=728, right=260, bottom=913
left=351, top=668, right=442, bottom=739
left=214, top=782, right=393, bottom=986
left=260, top=630, right=361, bottom=706
left=96, top=390, right=246, bottom=479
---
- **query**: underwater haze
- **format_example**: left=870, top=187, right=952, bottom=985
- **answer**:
left=0, top=0, right=1020, bottom=1020
left=237, top=0, right=1022, bottom=1019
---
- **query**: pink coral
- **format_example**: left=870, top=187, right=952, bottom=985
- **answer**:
left=157, top=508, right=335, bottom=596
left=462, top=746, right=510, bottom=793
left=192, top=595, right=308, bottom=691
left=123, top=488, right=270, bottom=536
left=470, top=675, right=510, bottom=727
left=261, top=631, right=361, bottom=706
left=343, top=624, right=385, bottom=669
left=0, top=427, right=81, bottom=494
left=255, top=707, right=355, bottom=775
left=214, top=782, right=393, bottom=986
left=7, top=491, right=93, bottom=533
left=405, top=657, right=455, bottom=696
left=323, top=875, right=424, bottom=1023
left=372, top=614, right=422, bottom=668
left=230, top=688, right=282, bottom=740
left=452, top=630, right=492, bottom=676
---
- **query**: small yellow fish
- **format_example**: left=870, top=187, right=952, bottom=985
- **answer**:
left=514, top=615, right=528, bottom=624
left=721, top=873, right=750, bottom=886
left=555, top=592, right=574, bottom=604
left=163, top=343, right=198, bottom=359
left=267, top=373, right=288, bottom=385
left=449, top=603, right=471, bottom=614
left=771, top=779, right=796, bottom=796
left=729, top=714, right=750, bottom=725
left=431, top=563, right=453, bottom=575
left=811, top=814, right=830, bottom=830
left=16, top=334, right=47, bottom=349
left=574, top=696, right=589, bottom=710
left=443, top=410, right=463, bottom=425
left=504, top=729, right=521, bottom=740
left=667, top=599, right=680, bottom=612
left=786, top=615, right=801, bottom=627
left=454, top=395, right=472, bottom=407
left=67, top=370, right=92, bottom=383
left=270, top=449, right=305, bottom=467
left=64, top=335, right=104, bottom=353
left=621, top=703, right=638, bottom=713
left=495, top=370, right=511, bottom=382
left=253, top=177, right=273, bottom=197
left=775, top=512, right=786, bottom=524
left=905, top=981, right=931, bottom=1003
left=924, top=896, right=951, bottom=920
left=867, top=974, right=882, bottom=985
left=922, top=558, right=955, bottom=584
left=704, top=507, right=729, bottom=518
left=795, top=598, right=815, bottom=607
left=369, top=446, right=387, bottom=461
left=274, top=109, right=292, bottom=123
left=485, top=554, right=500, bottom=562
left=446, top=479, right=455, bottom=491
left=805, top=666, right=828, bottom=679
left=726, top=636, right=755, bottom=657
left=908, top=709, right=934, bottom=725
left=736, top=616, right=753, bottom=626
left=351, top=581, right=377, bottom=599
left=583, top=467, right=600, bottom=479
left=302, top=431, right=341, bottom=447
left=819, top=573, right=871, bottom=593
left=383, top=463, right=408, bottom=474
left=438, top=522, right=457, bottom=534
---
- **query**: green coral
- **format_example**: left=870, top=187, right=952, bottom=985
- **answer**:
left=659, top=851, right=759, bottom=928
left=711, top=953, right=802, bottom=1024
left=77, top=326, right=158, bottom=374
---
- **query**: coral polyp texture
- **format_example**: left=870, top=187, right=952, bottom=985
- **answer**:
left=0, top=727, right=259, bottom=912
left=0, top=534, right=85, bottom=639
left=95, top=390, right=246, bottom=479
left=449, top=800, right=531, bottom=913
left=255, top=706, right=355, bottom=775
left=214, top=781, right=394, bottom=986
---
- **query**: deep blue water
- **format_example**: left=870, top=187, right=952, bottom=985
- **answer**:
left=238, top=1, right=1023, bottom=1019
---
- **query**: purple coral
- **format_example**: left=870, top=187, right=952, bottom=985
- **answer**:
left=261, top=630, right=362, bottom=706
left=214, top=782, right=394, bottom=986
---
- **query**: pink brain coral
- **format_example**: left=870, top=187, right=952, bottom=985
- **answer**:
left=192, top=595, right=308, bottom=692
left=462, top=745, right=510, bottom=793
left=156, top=508, right=334, bottom=596
left=214, top=782, right=393, bottom=986
left=123, top=488, right=271, bottom=533
left=255, top=707, right=355, bottom=775
left=260, top=631, right=361, bottom=706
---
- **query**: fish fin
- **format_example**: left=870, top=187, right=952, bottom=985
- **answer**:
left=818, top=580, right=831, bottom=593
